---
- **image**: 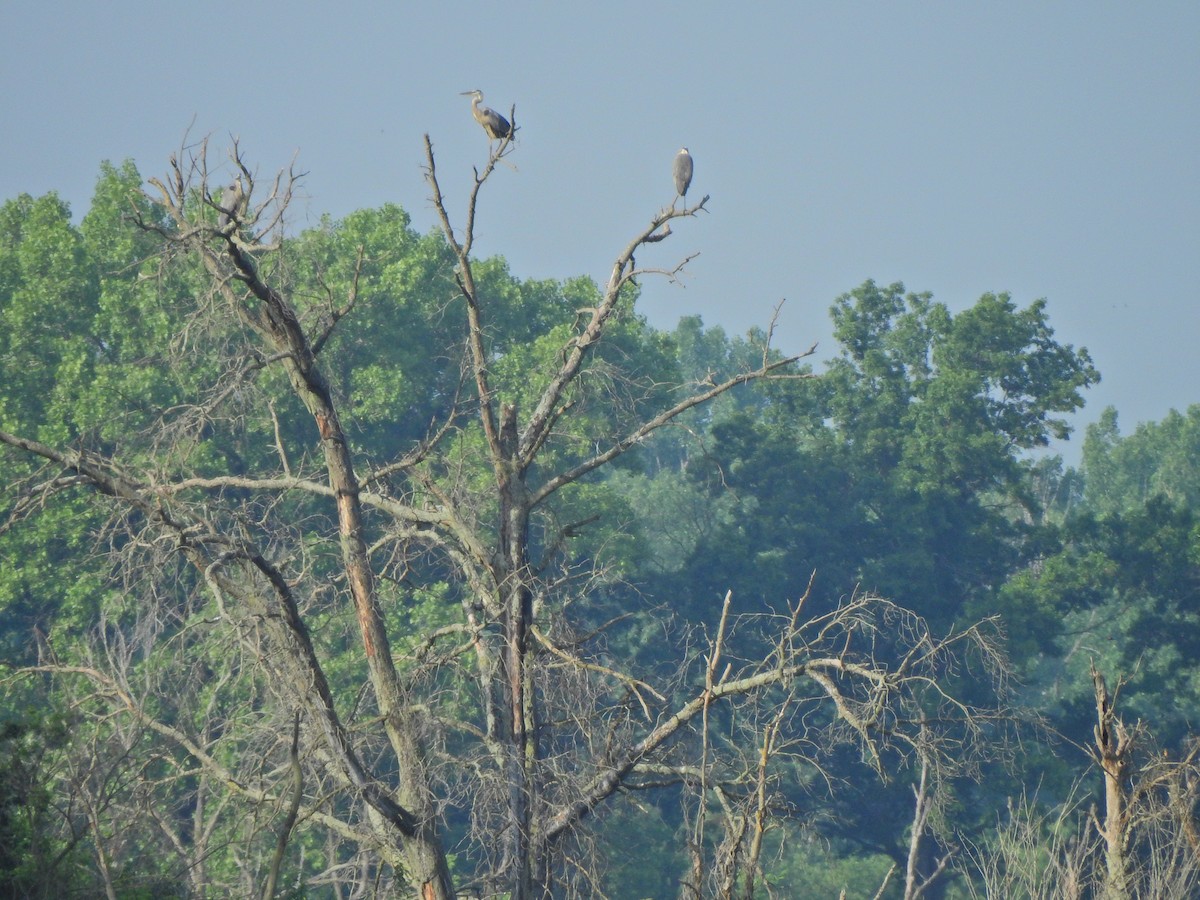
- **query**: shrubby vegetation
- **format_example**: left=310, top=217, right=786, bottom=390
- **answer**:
left=0, top=138, right=1197, bottom=898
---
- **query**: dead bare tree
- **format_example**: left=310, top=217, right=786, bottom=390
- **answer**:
left=662, top=588, right=1005, bottom=900
left=902, top=752, right=952, bottom=900
left=0, top=127, right=1011, bottom=899
left=964, top=664, right=1200, bottom=900
left=1088, top=663, right=1200, bottom=900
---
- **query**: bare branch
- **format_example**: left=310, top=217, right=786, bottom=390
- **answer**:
left=263, top=711, right=304, bottom=900
left=531, top=624, right=665, bottom=718
left=530, top=351, right=815, bottom=507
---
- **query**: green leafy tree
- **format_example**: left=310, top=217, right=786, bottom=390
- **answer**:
left=993, top=403, right=1200, bottom=776
left=1001, top=494, right=1200, bottom=750
left=0, top=190, right=109, bottom=662
left=677, top=280, right=1099, bottom=627
left=0, top=703, right=94, bottom=898
left=1080, top=405, right=1200, bottom=517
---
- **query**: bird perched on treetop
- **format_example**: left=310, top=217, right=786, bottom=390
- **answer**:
left=216, top=181, right=243, bottom=229
left=673, top=148, right=693, bottom=204
left=461, top=90, right=512, bottom=141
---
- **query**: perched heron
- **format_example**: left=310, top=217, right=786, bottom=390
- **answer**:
left=461, top=90, right=512, bottom=141
left=673, top=148, right=693, bottom=203
left=216, top=181, right=242, bottom=229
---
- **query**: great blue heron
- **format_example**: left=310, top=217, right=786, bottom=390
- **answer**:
left=461, top=90, right=512, bottom=141
left=673, top=148, right=693, bottom=203
left=216, top=181, right=243, bottom=229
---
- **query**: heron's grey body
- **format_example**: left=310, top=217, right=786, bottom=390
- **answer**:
left=217, top=182, right=241, bottom=228
left=461, top=90, right=512, bottom=140
left=673, top=148, right=693, bottom=201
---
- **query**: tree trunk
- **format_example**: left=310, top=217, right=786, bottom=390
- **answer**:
left=497, top=403, right=538, bottom=899
left=211, top=236, right=457, bottom=900
left=1091, top=665, right=1131, bottom=900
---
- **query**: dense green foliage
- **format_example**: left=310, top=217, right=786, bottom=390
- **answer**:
left=1, top=157, right=1196, bottom=897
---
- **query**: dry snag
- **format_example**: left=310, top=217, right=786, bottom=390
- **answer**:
left=0, top=127, right=1009, bottom=898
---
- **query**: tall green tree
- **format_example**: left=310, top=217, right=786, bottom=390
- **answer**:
left=1080, top=405, right=1200, bottom=517
left=676, top=280, right=1099, bottom=627
left=996, top=404, right=1200, bottom=750
left=1002, top=496, right=1200, bottom=749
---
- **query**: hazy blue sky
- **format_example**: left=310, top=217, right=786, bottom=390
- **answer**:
left=2, top=1, right=1196, bottom=461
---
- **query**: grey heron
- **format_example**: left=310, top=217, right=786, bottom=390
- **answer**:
left=461, top=90, right=512, bottom=141
left=216, top=181, right=242, bottom=229
left=673, top=148, right=693, bottom=203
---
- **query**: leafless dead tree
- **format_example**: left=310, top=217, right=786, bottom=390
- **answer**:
left=0, top=128, right=1011, bottom=899
left=964, top=664, right=1200, bottom=900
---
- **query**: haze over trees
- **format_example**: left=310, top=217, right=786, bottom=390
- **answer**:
left=1, top=128, right=1198, bottom=898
